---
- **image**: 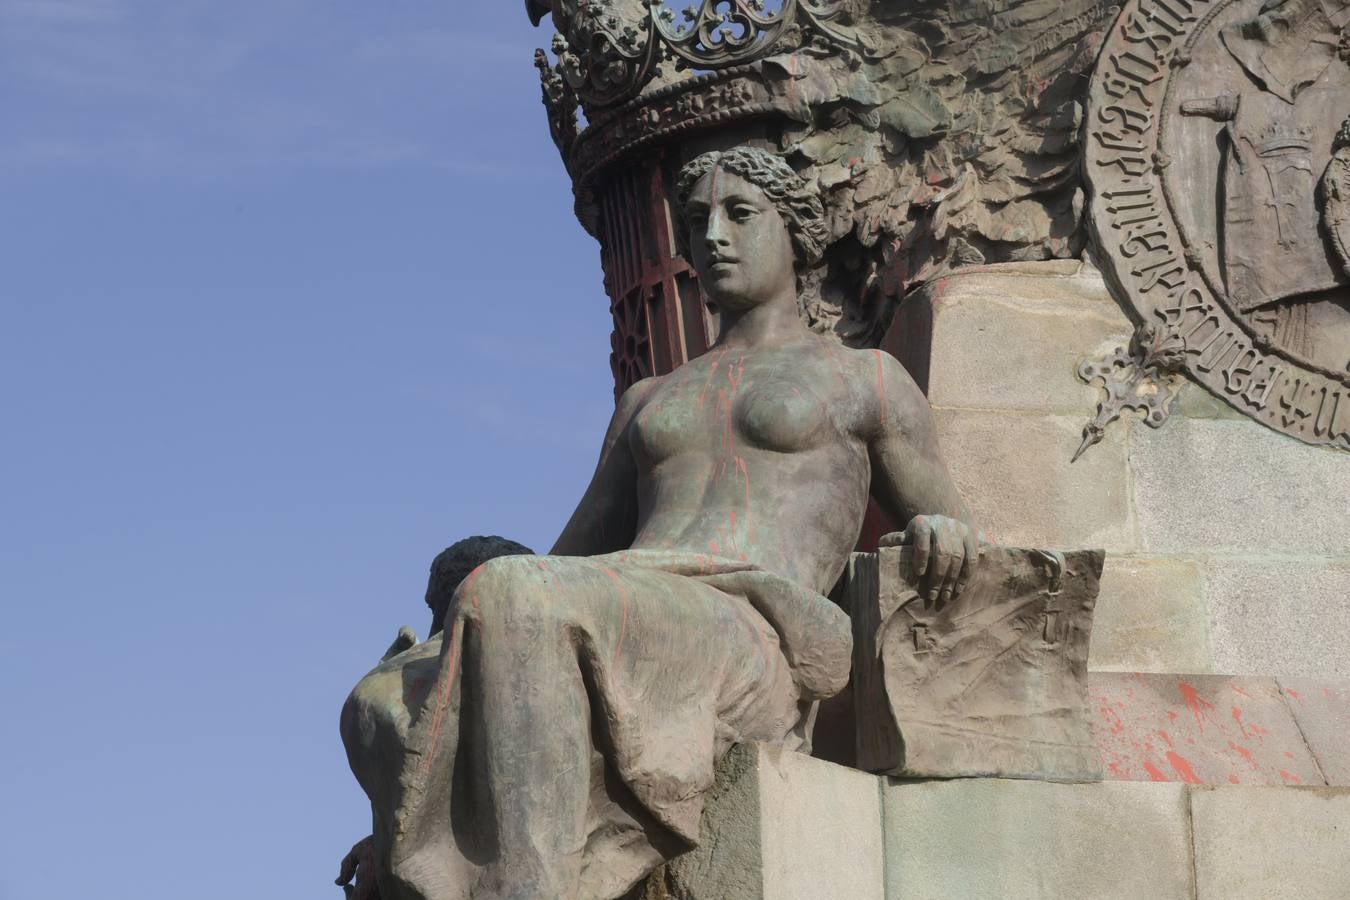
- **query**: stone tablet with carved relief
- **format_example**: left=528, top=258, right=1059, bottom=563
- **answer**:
left=848, top=545, right=1105, bottom=782
left=1087, top=0, right=1350, bottom=449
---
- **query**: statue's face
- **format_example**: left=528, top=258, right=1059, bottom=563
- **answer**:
left=685, top=168, right=797, bottom=310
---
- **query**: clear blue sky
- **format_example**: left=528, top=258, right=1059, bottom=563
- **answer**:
left=0, top=3, right=616, bottom=897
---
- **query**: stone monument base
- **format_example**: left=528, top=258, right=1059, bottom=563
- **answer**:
left=635, top=741, right=1350, bottom=900
left=882, top=259, right=1350, bottom=681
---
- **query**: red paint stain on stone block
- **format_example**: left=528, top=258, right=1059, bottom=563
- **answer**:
left=1180, top=681, right=1217, bottom=732
left=1232, top=706, right=1252, bottom=739
left=1166, top=751, right=1203, bottom=784
left=1099, top=702, right=1125, bottom=735
left=1229, top=742, right=1258, bottom=769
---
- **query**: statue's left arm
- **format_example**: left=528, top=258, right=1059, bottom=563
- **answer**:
left=549, top=377, right=655, bottom=556
left=865, top=351, right=980, bottom=605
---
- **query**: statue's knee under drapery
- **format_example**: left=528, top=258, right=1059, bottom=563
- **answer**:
left=341, top=550, right=851, bottom=900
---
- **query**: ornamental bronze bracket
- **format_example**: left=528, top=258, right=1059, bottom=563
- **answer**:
left=1073, top=321, right=1186, bottom=462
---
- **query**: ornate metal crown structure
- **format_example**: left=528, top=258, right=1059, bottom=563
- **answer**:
left=531, top=0, right=873, bottom=174
left=533, top=0, right=871, bottom=105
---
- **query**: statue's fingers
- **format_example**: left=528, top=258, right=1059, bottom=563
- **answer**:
left=935, top=522, right=962, bottom=600
left=925, top=520, right=953, bottom=596
left=910, top=517, right=932, bottom=578
left=938, top=548, right=962, bottom=606
left=930, top=550, right=959, bottom=606
left=954, top=535, right=978, bottom=598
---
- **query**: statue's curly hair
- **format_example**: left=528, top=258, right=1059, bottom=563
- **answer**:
left=672, top=147, right=828, bottom=274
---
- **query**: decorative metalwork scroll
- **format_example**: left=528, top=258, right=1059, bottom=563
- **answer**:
left=1073, top=322, right=1186, bottom=462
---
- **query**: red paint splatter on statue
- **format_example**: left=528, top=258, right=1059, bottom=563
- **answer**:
left=735, top=456, right=754, bottom=543
left=696, top=347, right=725, bottom=411
left=422, top=616, right=464, bottom=775
left=1279, top=770, right=1302, bottom=784
left=719, top=388, right=737, bottom=468
left=726, top=355, right=744, bottom=393
left=600, top=567, right=630, bottom=668
left=1285, top=688, right=1302, bottom=705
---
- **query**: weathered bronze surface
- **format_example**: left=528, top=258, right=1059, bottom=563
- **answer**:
left=1073, top=321, right=1187, bottom=462
left=339, top=147, right=978, bottom=900
left=849, top=545, right=1105, bottom=782
left=1087, top=0, right=1350, bottom=449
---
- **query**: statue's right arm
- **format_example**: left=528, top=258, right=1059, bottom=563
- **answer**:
left=549, top=378, right=658, bottom=556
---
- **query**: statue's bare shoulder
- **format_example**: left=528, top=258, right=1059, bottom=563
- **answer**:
left=828, top=342, right=930, bottom=443
left=612, top=372, right=667, bottom=431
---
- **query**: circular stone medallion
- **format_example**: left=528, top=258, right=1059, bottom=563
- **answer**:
left=1087, top=0, right=1350, bottom=450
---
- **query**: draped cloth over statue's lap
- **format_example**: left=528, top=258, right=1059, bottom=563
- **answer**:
left=340, top=550, right=852, bottom=900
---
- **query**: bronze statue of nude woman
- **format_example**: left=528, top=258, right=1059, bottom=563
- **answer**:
left=339, top=146, right=980, bottom=900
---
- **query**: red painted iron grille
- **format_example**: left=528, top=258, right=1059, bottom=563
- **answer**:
left=595, top=154, right=712, bottom=400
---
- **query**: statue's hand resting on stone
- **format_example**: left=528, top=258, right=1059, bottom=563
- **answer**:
left=878, top=514, right=981, bottom=609
left=335, top=835, right=380, bottom=900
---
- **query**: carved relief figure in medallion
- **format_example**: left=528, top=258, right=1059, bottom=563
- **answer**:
left=1176, top=0, right=1350, bottom=373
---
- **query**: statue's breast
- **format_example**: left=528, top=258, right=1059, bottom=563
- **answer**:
left=628, top=371, right=831, bottom=466
left=733, top=378, right=831, bottom=454
left=628, top=392, right=706, bottom=467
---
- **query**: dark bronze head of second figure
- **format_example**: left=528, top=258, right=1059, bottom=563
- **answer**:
left=674, top=148, right=830, bottom=339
